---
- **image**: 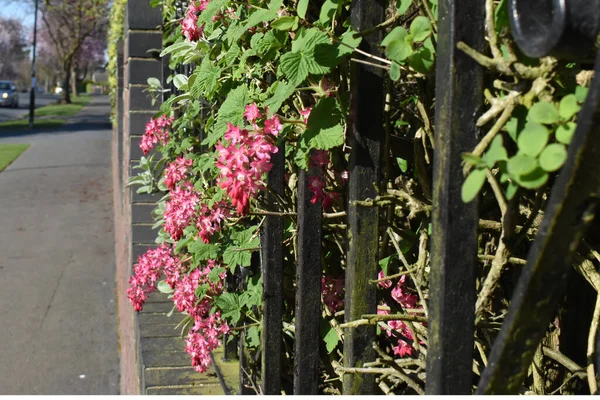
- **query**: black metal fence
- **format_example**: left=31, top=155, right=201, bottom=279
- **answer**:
left=160, top=0, right=600, bottom=395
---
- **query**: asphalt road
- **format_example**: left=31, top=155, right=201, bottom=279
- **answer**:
left=0, top=93, right=62, bottom=122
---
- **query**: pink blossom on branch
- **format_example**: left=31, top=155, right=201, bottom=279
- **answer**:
left=164, top=156, right=193, bottom=190
left=140, top=115, right=174, bottom=154
left=163, top=182, right=200, bottom=240
left=215, top=105, right=280, bottom=215
left=127, top=244, right=183, bottom=312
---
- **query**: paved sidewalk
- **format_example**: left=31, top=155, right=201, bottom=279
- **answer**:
left=0, top=95, right=119, bottom=394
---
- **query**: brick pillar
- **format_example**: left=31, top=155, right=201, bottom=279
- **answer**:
left=115, top=0, right=163, bottom=394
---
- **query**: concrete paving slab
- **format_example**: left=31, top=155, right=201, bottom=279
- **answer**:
left=0, top=95, right=119, bottom=394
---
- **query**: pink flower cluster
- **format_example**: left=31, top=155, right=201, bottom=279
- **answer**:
left=128, top=245, right=230, bottom=373
left=164, top=156, right=193, bottom=190
left=185, top=312, right=229, bottom=373
left=215, top=103, right=282, bottom=215
left=377, top=272, right=421, bottom=357
left=140, top=115, right=174, bottom=154
left=307, top=150, right=340, bottom=210
left=196, top=200, right=231, bottom=244
left=180, top=0, right=210, bottom=41
left=378, top=306, right=416, bottom=357
left=322, top=275, right=345, bottom=313
left=127, top=244, right=184, bottom=312
left=164, top=182, right=200, bottom=240
left=173, top=260, right=226, bottom=317
left=172, top=260, right=229, bottom=373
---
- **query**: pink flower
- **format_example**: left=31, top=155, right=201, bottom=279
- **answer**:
left=322, top=191, right=339, bottom=210
left=163, top=182, right=200, bottom=240
left=164, top=156, right=193, bottom=190
left=181, top=13, right=201, bottom=41
left=244, top=103, right=262, bottom=123
left=224, top=123, right=248, bottom=145
left=300, top=107, right=312, bottom=123
left=263, top=115, right=283, bottom=136
left=391, top=276, right=418, bottom=309
left=322, top=275, right=345, bottom=313
left=185, top=311, right=229, bottom=373
left=310, top=150, right=329, bottom=168
left=127, top=244, right=183, bottom=311
left=215, top=106, right=280, bottom=215
left=378, top=271, right=393, bottom=289
left=308, top=175, right=326, bottom=204
left=139, top=115, right=174, bottom=154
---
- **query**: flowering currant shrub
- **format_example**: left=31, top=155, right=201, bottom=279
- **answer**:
left=127, top=0, right=444, bottom=394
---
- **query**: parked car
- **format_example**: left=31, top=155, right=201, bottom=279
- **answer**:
left=0, top=81, right=19, bottom=108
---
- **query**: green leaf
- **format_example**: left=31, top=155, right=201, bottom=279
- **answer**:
left=263, top=81, right=296, bottom=115
left=172, top=74, right=188, bottom=90
left=538, top=143, right=568, bottom=172
left=506, top=181, right=518, bottom=200
left=190, top=57, right=221, bottom=99
left=383, top=27, right=414, bottom=63
left=246, top=326, right=260, bottom=348
left=382, top=26, right=408, bottom=47
left=303, top=97, right=345, bottom=150
left=481, top=135, right=508, bottom=167
left=505, top=117, right=519, bottom=142
left=396, top=157, right=408, bottom=173
left=254, top=30, right=284, bottom=55
left=280, top=51, right=310, bottom=86
left=517, top=122, right=549, bottom=157
left=231, top=226, right=258, bottom=246
left=408, top=36, right=435, bottom=73
left=507, top=153, right=538, bottom=176
left=297, top=0, right=309, bottom=19
left=321, top=323, right=339, bottom=354
left=575, top=86, right=589, bottom=103
left=271, top=16, right=298, bottom=30
left=558, top=94, right=581, bottom=120
left=461, top=153, right=487, bottom=168
left=339, top=29, right=362, bottom=54
left=396, top=0, right=413, bottom=15
left=514, top=167, right=548, bottom=189
left=215, top=292, right=242, bottom=324
left=527, top=101, right=560, bottom=125
left=556, top=121, right=576, bottom=145
left=223, top=246, right=253, bottom=270
left=461, top=168, right=486, bottom=203
left=379, top=255, right=394, bottom=275
left=389, top=62, right=401, bottom=81
left=410, top=16, right=432, bottom=42
left=147, top=77, right=162, bottom=87
left=189, top=240, right=220, bottom=260
left=208, top=84, right=248, bottom=146
left=157, top=280, right=174, bottom=294
left=159, top=40, right=194, bottom=57
left=319, top=0, right=339, bottom=26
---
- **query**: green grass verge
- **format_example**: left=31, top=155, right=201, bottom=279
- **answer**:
left=26, top=95, right=92, bottom=118
left=0, top=144, right=29, bottom=171
left=0, top=118, right=66, bottom=130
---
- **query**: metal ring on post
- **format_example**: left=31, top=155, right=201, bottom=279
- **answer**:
left=509, top=0, right=600, bottom=61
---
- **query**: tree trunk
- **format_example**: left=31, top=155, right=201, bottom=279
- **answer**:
left=63, top=59, right=72, bottom=104
left=71, top=64, right=77, bottom=98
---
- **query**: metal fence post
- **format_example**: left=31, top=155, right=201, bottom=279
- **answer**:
left=426, top=0, right=484, bottom=394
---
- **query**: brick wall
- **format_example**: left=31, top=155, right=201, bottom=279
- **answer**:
left=113, top=0, right=163, bottom=394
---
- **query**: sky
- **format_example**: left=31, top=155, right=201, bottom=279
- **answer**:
left=0, top=2, right=36, bottom=29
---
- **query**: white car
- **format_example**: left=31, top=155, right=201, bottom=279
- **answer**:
left=54, top=86, right=64, bottom=94
left=0, top=81, right=19, bottom=108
